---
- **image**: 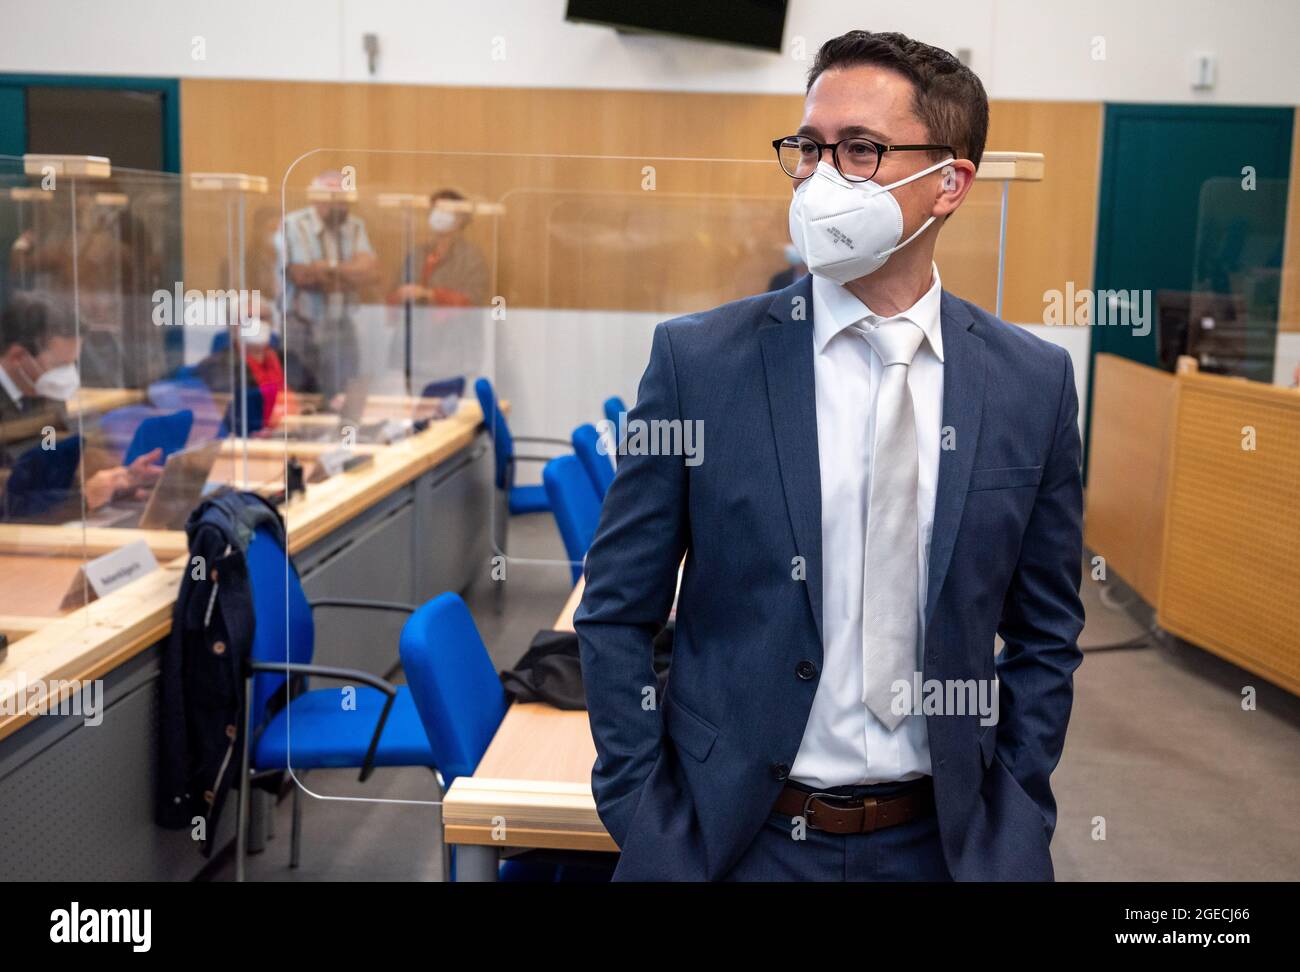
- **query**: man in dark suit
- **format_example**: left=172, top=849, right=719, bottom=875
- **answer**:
left=576, top=30, right=1084, bottom=881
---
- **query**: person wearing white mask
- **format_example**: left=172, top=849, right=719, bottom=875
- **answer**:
left=576, top=30, right=1084, bottom=882
left=0, top=292, right=82, bottom=435
left=388, top=189, right=488, bottom=308
left=386, top=189, right=490, bottom=399
left=0, top=293, right=161, bottom=521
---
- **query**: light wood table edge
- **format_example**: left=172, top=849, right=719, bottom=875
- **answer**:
left=442, top=825, right=616, bottom=853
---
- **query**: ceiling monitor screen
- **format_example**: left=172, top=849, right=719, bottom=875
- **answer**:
left=566, top=0, right=788, bottom=53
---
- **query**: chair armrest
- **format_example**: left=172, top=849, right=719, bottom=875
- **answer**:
left=308, top=598, right=418, bottom=616
left=248, top=660, right=399, bottom=782
left=248, top=660, right=396, bottom=696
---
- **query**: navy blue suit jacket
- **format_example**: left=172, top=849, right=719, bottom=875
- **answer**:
left=575, top=275, right=1085, bottom=881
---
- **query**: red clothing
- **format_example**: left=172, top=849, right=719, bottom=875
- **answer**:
left=244, top=347, right=293, bottom=427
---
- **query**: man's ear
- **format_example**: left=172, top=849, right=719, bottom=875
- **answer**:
left=933, top=159, right=978, bottom=219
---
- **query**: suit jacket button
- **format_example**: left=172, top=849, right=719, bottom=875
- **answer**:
left=771, top=762, right=790, bottom=781
left=212, top=640, right=226, bottom=655
left=795, top=660, right=817, bottom=680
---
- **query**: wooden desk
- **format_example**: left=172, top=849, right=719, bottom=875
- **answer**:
left=443, top=577, right=615, bottom=880
left=0, top=553, right=84, bottom=640
left=0, top=525, right=190, bottom=642
left=0, top=402, right=491, bottom=740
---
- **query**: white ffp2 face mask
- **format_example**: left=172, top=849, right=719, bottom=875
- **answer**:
left=428, top=208, right=458, bottom=233
left=788, top=156, right=954, bottom=285
left=34, top=362, right=80, bottom=401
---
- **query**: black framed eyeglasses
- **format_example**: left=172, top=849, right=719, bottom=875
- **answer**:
left=771, top=134, right=955, bottom=183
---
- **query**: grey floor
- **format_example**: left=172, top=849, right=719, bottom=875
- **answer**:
left=213, top=520, right=1300, bottom=881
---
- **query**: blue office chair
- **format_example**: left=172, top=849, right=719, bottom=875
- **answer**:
left=148, top=369, right=209, bottom=414
left=400, top=593, right=616, bottom=882
left=572, top=423, right=615, bottom=499
left=603, top=396, right=627, bottom=429
left=2, top=434, right=82, bottom=520
left=148, top=370, right=239, bottom=443
left=474, top=377, right=569, bottom=516
left=399, top=592, right=508, bottom=790
left=124, top=409, right=193, bottom=465
left=542, top=454, right=603, bottom=584
left=97, top=404, right=154, bottom=456
left=236, top=525, right=434, bottom=881
left=421, top=376, right=466, bottom=401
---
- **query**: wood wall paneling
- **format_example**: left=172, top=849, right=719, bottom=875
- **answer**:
left=180, top=80, right=1101, bottom=320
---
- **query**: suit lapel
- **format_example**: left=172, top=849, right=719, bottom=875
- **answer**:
left=758, top=277, right=824, bottom=650
left=925, top=291, right=986, bottom=628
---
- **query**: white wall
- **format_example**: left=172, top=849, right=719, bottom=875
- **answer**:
left=4, top=0, right=1299, bottom=105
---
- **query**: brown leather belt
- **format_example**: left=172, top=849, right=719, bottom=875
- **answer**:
left=772, top=778, right=935, bottom=834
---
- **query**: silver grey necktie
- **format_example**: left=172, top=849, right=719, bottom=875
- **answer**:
left=856, top=317, right=926, bottom=731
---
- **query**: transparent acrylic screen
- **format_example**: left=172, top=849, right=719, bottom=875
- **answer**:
left=0, top=156, right=261, bottom=673
left=274, top=150, right=1010, bottom=810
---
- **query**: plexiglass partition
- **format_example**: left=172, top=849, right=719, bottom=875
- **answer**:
left=0, top=154, right=97, bottom=640
left=0, top=154, right=262, bottom=647
left=1181, top=175, right=1290, bottom=385
left=281, top=149, right=1024, bottom=573
left=267, top=148, right=1025, bottom=803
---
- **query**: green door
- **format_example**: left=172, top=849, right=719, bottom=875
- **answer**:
left=1093, top=104, right=1293, bottom=376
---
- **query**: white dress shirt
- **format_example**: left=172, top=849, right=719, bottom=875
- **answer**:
left=790, top=264, right=945, bottom=788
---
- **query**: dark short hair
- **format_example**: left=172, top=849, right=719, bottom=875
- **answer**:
left=807, top=30, right=989, bottom=169
left=0, top=292, right=77, bottom=356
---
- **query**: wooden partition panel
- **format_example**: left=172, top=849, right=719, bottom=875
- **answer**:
left=1158, top=372, right=1300, bottom=694
left=1083, top=354, right=1178, bottom=603
left=180, top=79, right=1099, bottom=320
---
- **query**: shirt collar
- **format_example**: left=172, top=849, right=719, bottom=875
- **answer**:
left=811, top=263, right=944, bottom=362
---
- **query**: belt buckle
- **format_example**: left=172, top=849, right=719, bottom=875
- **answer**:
left=800, top=790, right=875, bottom=832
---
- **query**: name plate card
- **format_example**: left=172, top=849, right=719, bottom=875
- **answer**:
left=59, top=540, right=160, bottom=610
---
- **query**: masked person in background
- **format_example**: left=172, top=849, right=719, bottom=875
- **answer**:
left=0, top=293, right=160, bottom=522
left=388, top=189, right=489, bottom=308
left=194, top=293, right=296, bottom=435
left=386, top=189, right=490, bottom=396
left=279, top=170, right=379, bottom=400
